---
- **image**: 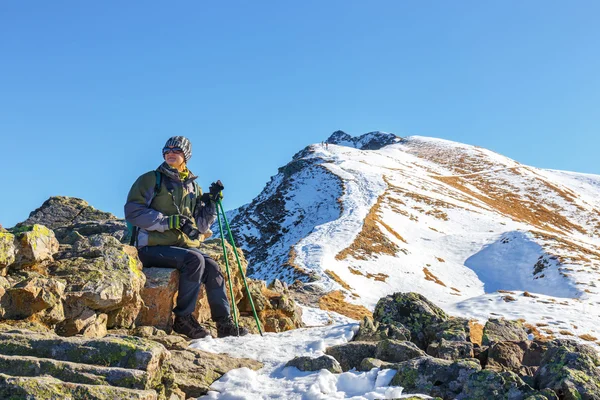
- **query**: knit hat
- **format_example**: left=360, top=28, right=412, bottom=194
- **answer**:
left=163, top=136, right=192, bottom=162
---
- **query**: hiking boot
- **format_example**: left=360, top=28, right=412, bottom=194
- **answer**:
left=216, top=317, right=249, bottom=338
left=172, top=314, right=210, bottom=339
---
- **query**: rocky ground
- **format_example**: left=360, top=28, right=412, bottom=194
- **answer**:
left=315, top=292, right=600, bottom=399
left=0, top=196, right=303, bottom=399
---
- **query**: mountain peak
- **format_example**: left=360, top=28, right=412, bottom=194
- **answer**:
left=325, top=130, right=401, bottom=150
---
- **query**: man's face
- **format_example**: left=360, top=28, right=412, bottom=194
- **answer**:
left=163, top=146, right=185, bottom=168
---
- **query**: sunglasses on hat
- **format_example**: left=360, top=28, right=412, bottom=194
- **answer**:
left=163, top=146, right=184, bottom=155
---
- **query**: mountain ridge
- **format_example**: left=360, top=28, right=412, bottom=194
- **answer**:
left=223, top=131, right=600, bottom=346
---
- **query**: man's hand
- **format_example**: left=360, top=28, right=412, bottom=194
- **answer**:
left=167, top=215, right=192, bottom=230
left=167, top=215, right=185, bottom=230
left=209, top=180, right=224, bottom=201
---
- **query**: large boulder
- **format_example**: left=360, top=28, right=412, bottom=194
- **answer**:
left=0, top=328, right=183, bottom=399
left=10, top=224, right=59, bottom=270
left=136, top=268, right=179, bottom=330
left=1, top=277, right=65, bottom=324
left=373, top=292, right=448, bottom=349
left=482, top=318, right=529, bottom=345
left=534, top=339, right=600, bottom=400
left=485, top=341, right=548, bottom=376
left=325, top=342, right=378, bottom=371
left=48, top=234, right=145, bottom=333
left=457, top=370, right=558, bottom=400
left=390, top=356, right=481, bottom=398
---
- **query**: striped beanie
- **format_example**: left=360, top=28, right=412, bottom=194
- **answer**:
left=163, top=136, right=192, bottom=162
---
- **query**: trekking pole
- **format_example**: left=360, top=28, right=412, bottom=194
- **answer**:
left=216, top=203, right=239, bottom=330
left=217, top=199, right=263, bottom=336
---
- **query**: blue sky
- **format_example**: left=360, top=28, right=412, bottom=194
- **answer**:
left=1, top=1, right=598, bottom=228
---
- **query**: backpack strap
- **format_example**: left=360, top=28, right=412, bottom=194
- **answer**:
left=151, top=171, right=163, bottom=202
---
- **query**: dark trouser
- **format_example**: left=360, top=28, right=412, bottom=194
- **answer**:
left=138, top=246, right=231, bottom=320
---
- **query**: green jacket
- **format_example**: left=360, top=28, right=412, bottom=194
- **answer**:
left=124, top=162, right=217, bottom=248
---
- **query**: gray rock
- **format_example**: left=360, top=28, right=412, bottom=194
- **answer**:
left=373, top=292, right=447, bottom=349
left=391, top=356, right=481, bottom=398
left=325, top=342, right=378, bottom=371
left=285, top=355, right=342, bottom=373
left=10, top=224, right=59, bottom=269
left=427, top=339, right=474, bottom=361
left=0, top=374, right=159, bottom=400
left=18, top=196, right=116, bottom=230
left=375, top=339, right=426, bottom=363
left=1, top=277, right=65, bottom=324
left=358, top=357, right=395, bottom=371
left=0, top=331, right=168, bottom=375
left=534, top=339, right=600, bottom=400
left=0, top=232, right=16, bottom=274
left=168, top=347, right=263, bottom=398
left=0, top=354, right=151, bottom=389
left=353, top=316, right=411, bottom=342
left=482, top=318, right=528, bottom=345
left=457, top=370, right=555, bottom=400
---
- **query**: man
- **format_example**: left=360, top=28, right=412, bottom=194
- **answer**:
left=125, top=136, right=248, bottom=339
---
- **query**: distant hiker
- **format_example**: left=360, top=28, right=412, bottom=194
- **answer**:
left=125, top=136, right=248, bottom=339
left=325, top=142, right=329, bottom=149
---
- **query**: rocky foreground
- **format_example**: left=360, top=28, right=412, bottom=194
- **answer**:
left=0, top=196, right=599, bottom=399
left=314, top=292, right=600, bottom=399
left=0, top=196, right=303, bottom=399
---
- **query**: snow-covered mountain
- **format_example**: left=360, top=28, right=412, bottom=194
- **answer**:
left=225, top=131, right=600, bottom=345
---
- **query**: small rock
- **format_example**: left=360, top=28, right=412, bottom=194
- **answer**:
left=285, top=355, right=342, bottom=373
left=358, top=358, right=395, bottom=371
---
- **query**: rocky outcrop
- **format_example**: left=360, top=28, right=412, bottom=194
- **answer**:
left=534, top=339, right=600, bottom=400
left=0, top=326, right=263, bottom=399
left=18, top=196, right=116, bottom=231
left=0, top=196, right=287, bottom=398
left=237, top=279, right=303, bottom=333
left=373, top=292, right=448, bottom=349
left=324, top=292, right=598, bottom=400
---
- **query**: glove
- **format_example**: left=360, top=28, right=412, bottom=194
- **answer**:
left=167, top=215, right=200, bottom=240
left=167, top=215, right=184, bottom=230
left=180, top=218, right=200, bottom=240
left=209, top=180, right=224, bottom=201
left=167, top=215, right=191, bottom=230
